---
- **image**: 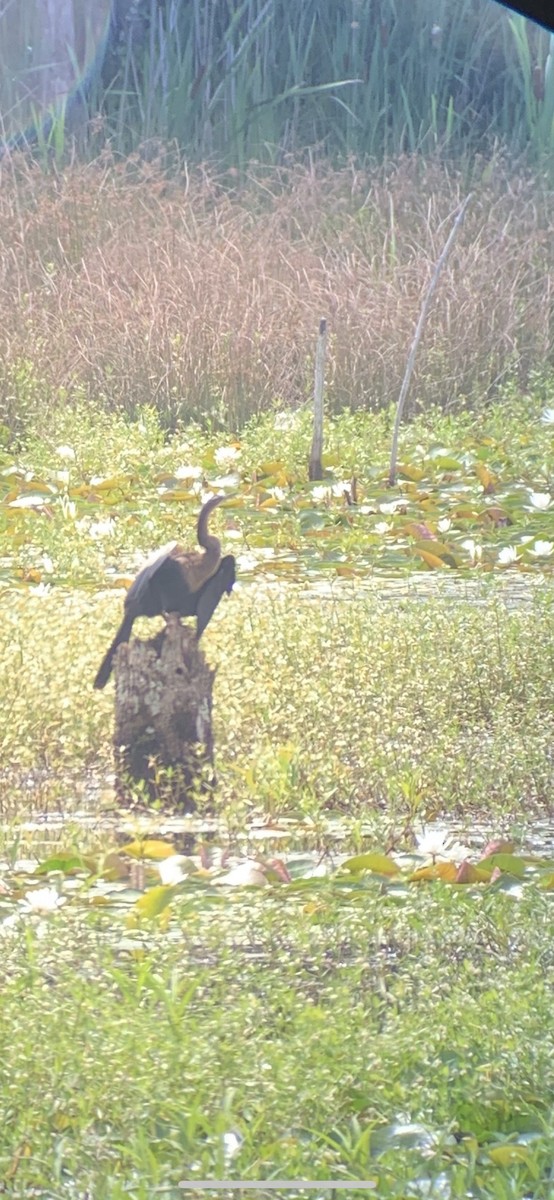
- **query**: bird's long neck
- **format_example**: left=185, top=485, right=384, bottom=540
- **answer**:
left=196, top=495, right=224, bottom=570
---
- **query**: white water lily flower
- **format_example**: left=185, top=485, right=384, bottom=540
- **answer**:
left=312, top=482, right=349, bottom=501
left=56, top=444, right=75, bottom=461
left=174, top=464, right=203, bottom=480
left=498, top=545, right=518, bottom=565
left=437, top=517, right=451, bottom=533
left=211, top=473, right=241, bottom=492
left=157, top=855, right=189, bottom=886
left=415, top=830, right=471, bottom=864
left=529, top=491, right=551, bottom=510
left=21, top=886, right=66, bottom=913
left=222, top=1131, right=243, bottom=1165
left=236, top=552, right=259, bottom=572
left=89, top=517, right=116, bottom=539
left=379, top=499, right=406, bottom=515
left=461, top=538, right=482, bottom=563
left=217, top=860, right=268, bottom=887
left=530, top=540, right=554, bottom=557
left=214, top=446, right=241, bottom=467
left=29, top=582, right=52, bottom=597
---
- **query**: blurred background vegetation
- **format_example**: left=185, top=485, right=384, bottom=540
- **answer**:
left=1, top=0, right=553, bottom=166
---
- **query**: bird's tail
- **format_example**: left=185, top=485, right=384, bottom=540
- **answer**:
left=93, top=614, right=134, bottom=690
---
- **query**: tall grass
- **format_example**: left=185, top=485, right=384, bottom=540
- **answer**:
left=0, top=154, right=551, bottom=433
left=1, top=1, right=553, bottom=166
left=0, top=3, right=111, bottom=156
left=98, top=0, right=554, bottom=164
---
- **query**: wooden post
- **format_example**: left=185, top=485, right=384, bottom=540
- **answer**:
left=309, top=317, right=327, bottom=481
left=113, top=616, right=216, bottom=812
left=388, top=194, right=473, bottom=487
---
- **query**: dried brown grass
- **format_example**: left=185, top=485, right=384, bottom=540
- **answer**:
left=0, top=151, right=552, bottom=432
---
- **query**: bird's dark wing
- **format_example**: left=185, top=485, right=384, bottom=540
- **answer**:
left=126, top=542, right=179, bottom=610
left=127, top=543, right=220, bottom=618
left=195, top=555, right=236, bottom=639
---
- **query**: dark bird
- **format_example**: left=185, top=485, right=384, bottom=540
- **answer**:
left=93, top=494, right=235, bottom=689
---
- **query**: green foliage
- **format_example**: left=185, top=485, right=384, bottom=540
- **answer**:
left=509, top=15, right=554, bottom=158
left=0, top=863, right=554, bottom=1192
left=4, top=387, right=554, bottom=591
left=98, top=0, right=554, bottom=166
left=2, top=0, right=554, bottom=169
left=0, top=360, right=45, bottom=444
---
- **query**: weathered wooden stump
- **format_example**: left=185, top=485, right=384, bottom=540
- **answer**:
left=113, top=615, right=216, bottom=811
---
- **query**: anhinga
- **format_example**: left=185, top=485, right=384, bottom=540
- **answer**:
left=93, top=494, right=235, bottom=690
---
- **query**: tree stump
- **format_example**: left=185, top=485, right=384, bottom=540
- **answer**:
left=113, top=615, right=216, bottom=811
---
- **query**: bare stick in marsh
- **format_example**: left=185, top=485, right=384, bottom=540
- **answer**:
left=309, top=318, right=328, bottom=481
left=388, top=194, right=473, bottom=487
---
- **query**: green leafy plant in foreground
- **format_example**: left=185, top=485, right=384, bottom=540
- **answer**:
left=1, top=852, right=554, bottom=1194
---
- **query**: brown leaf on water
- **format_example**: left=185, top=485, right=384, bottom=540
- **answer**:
left=452, top=505, right=479, bottom=520
left=480, top=506, right=512, bottom=526
left=413, top=548, right=449, bottom=570
left=454, top=861, right=490, bottom=884
left=475, top=462, right=497, bottom=494
left=411, top=862, right=458, bottom=882
left=406, top=521, right=434, bottom=540
left=398, top=463, right=424, bottom=482
left=101, top=852, right=130, bottom=882
left=266, top=858, right=292, bottom=883
left=483, top=839, right=515, bottom=857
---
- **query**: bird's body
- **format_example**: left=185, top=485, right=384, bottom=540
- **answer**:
left=93, top=495, right=235, bottom=689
